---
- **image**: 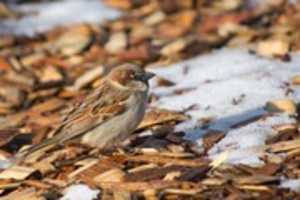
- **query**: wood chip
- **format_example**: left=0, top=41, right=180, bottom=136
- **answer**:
left=138, top=108, right=188, bottom=130
left=256, top=39, right=290, bottom=57
left=291, top=75, right=300, bottom=85
left=69, top=66, right=105, bottom=91
left=105, top=32, right=127, bottom=54
left=40, top=66, right=63, bottom=82
left=265, top=99, right=297, bottom=114
left=0, top=188, right=44, bottom=200
left=94, top=168, right=125, bottom=183
left=121, top=154, right=208, bottom=167
left=160, top=38, right=189, bottom=56
left=0, top=165, right=36, bottom=180
left=97, top=180, right=196, bottom=192
left=233, top=175, right=278, bottom=185
left=269, top=138, right=300, bottom=152
left=54, top=25, right=93, bottom=56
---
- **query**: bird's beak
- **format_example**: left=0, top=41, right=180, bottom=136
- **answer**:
left=144, top=71, right=155, bottom=81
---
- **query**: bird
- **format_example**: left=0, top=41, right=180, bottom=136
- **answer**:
left=16, top=63, right=155, bottom=163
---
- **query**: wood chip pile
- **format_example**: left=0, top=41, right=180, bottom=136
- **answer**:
left=0, top=0, right=300, bottom=199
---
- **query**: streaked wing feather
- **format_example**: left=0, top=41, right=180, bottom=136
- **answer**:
left=53, top=80, right=130, bottom=143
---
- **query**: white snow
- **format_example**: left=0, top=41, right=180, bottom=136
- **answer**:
left=60, top=184, right=99, bottom=200
left=208, top=114, right=294, bottom=165
left=148, top=48, right=300, bottom=165
left=280, top=179, right=300, bottom=192
left=0, top=0, right=120, bottom=36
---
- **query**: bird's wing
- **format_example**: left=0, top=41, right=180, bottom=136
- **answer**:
left=17, top=81, right=130, bottom=158
left=53, top=80, right=130, bottom=143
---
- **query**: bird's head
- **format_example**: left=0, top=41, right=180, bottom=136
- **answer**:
left=108, top=64, right=155, bottom=91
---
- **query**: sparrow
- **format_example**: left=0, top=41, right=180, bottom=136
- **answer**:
left=16, top=63, right=155, bottom=162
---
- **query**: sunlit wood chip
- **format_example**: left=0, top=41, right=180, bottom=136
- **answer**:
left=138, top=108, right=188, bottom=130
left=0, top=3, right=17, bottom=18
left=163, top=188, right=202, bottom=195
left=0, top=188, right=43, bottom=200
left=163, top=171, right=181, bottom=181
left=212, top=0, right=242, bottom=11
left=265, top=99, right=297, bottom=114
left=31, top=98, right=65, bottom=114
left=54, top=25, right=93, bottom=56
left=69, top=66, right=105, bottom=91
left=94, top=168, right=125, bottom=183
left=144, top=11, right=166, bottom=26
left=103, top=0, right=131, bottom=10
left=0, top=182, right=21, bottom=190
left=113, top=190, right=132, bottom=200
left=143, top=189, right=157, bottom=200
left=269, top=138, right=300, bottom=153
left=0, top=166, right=36, bottom=180
left=160, top=38, right=188, bottom=56
left=0, top=36, right=14, bottom=48
left=233, top=175, right=278, bottom=185
left=128, top=164, right=157, bottom=173
left=40, top=66, right=63, bottom=82
left=68, top=159, right=98, bottom=179
left=32, top=161, right=55, bottom=175
left=290, top=75, right=300, bottom=85
left=272, top=123, right=297, bottom=133
left=202, top=178, right=226, bottom=186
left=21, top=52, right=45, bottom=67
left=236, top=185, right=271, bottom=191
left=210, top=151, right=229, bottom=169
left=256, top=39, right=289, bottom=57
left=105, top=32, right=127, bottom=54
left=0, top=86, right=24, bottom=107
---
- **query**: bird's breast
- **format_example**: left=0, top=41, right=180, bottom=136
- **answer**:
left=81, top=91, right=147, bottom=148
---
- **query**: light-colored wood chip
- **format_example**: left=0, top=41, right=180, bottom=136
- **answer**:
left=94, top=168, right=125, bottom=183
left=265, top=99, right=297, bottom=114
left=163, top=188, right=202, bottom=195
left=138, top=108, right=188, bottom=130
left=105, top=32, right=127, bottom=54
left=113, top=190, right=132, bottom=200
left=256, top=39, right=289, bottom=57
left=69, top=66, right=105, bottom=91
left=0, top=165, right=36, bottom=180
left=291, top=75, right=300, bottom=85
left=53, top=24, right=93, bottom=56
left=269, top=138, right=300, bottom=152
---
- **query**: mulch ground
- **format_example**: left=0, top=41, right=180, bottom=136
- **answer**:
left=0, top=0, right=300, bottom=199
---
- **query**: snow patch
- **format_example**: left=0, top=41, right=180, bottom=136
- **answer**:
left=149, top=48, right=300, bottom=165
left=280, top=179, right=300, bottom=193
left=60, top=184, right=99, bottom=200
left=0, top=0, right=120, bottom=36
left=208, top=114, right=294, bottom=165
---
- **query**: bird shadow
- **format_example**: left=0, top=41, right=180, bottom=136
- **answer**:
left=184, top=107, right=267, bottom=141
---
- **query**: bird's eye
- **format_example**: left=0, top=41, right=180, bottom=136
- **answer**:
left=129, top=73, right=135, bottom=79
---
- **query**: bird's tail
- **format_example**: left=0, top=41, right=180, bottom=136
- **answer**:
left=14, top=137, right=57, bottom=164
